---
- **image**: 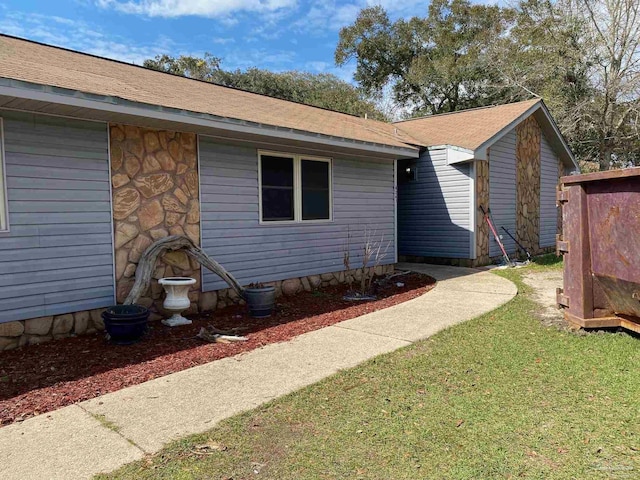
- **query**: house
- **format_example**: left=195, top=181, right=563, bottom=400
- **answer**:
left=0, top=34, right=576, bottom=349
left=0, top=34, right=423, bottom=348
left=395, top=100, right=578, bottom=266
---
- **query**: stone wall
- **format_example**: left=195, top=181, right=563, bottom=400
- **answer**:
left=199, top=264, right=395, bottom=311
left=0, top=264, right=396, bottom=350
left=110, top=124, right=201, bottom=320
left=475, top=158, right=490, bottom=266
left=0, top=308, right=107, bottom=350
left=515, top=116, right=541, bottom=256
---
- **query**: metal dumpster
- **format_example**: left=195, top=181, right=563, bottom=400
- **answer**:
left=556, top=167, right=640, bottom=334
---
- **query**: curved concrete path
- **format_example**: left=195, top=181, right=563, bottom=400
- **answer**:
left=0, top=264, right=516, bottom=480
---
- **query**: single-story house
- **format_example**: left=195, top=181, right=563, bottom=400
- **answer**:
left=0, top=34, right=422, bottom=347
left=0, top=34, right=576, bottom=348
left=395, top=101, right=579, bottom=266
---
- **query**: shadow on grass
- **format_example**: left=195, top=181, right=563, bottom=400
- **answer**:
left=531, top=253, right=563, bottom=268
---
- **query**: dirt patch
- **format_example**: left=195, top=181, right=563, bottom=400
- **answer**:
left=523, top=270, right=565, bottom=328
left=0, top=273, right=435, bottom=427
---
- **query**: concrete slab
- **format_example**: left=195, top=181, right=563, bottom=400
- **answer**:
left=0, top=405, right=143, bottom=480
left=339, top=265, right=515, bottom=342
left=81, top=325, right=409, bottom=453
left=397, top=263, right=518, bottom=296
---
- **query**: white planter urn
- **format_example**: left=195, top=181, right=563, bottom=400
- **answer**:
left=158, top=277, right=196, bottom=327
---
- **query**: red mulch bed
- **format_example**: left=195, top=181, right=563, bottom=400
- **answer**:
left=0, top=273, right=435, bottom=426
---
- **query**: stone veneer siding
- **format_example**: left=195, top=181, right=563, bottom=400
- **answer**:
left=475, top=158, right=490, bottom=265
left=110, top=124, right=201, bottom=320
left=515, top=117, right=542, bottom=256
left=0, top=264, right=395, bottom=350
left=0, top=122, right=398, bottom=350
left=0, top=309, right=108, bottom=350
left=199, top=264, right=395, bottom=311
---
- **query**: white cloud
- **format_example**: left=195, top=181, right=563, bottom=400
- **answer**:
left=96, top=0, right=297, bottom=18
left=0, top=11, right=175, bottom=64
left=365, top=0, right=429, bottom=17
left=223, top=48, right=297, bottom=71
left=211, top=37, right=235, bottom=44
left=293, top=0, right=430, bottom=34
left=306, top=60, right=330, bottom=72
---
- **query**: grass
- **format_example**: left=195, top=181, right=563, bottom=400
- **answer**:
left=98, top=262, right=639, bottom=480
left=529, top=253, right=564, bottom=270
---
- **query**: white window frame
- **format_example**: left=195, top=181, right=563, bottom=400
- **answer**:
left=0, top=118, right=8, bottom=232
left=258, top=150, right=333, bottom=224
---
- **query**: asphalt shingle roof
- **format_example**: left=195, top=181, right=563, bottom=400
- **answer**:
left=0, top=35, right=549, bottom=156
left=394, top=99, right=541, bottom=151
left=0, top=35, right=420, bottom=150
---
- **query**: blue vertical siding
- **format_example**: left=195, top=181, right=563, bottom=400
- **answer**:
left=199, top=138, right=395, bottom=291
left=0, top=110, right=114, bottom=323
left=539, top=133, right=559, bottom=247
left=398, top=148, right=472, bottom=259
left=488, top=130, right=517, bottom=257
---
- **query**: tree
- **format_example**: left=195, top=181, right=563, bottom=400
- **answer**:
left=490, top=0, right=597, bottom=167
left=335, top=1, right=516, bottom=115
left=579, top=0, right=640, bottom=169
left=143, top=54, right=386, bottom=120
left=493, top=0, right=640, bottom=170
left=143, top=53, right=222, bottom=82
left=336, top=0, right=640, bottom=170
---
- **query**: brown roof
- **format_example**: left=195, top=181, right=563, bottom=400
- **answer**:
left=394, top=99, right=541, bottom=151
left=0, top=35, right=420, bottom=151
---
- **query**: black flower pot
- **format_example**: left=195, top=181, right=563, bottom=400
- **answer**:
left=102, top=305, right=150, bottom=345
left=244, top=286, right=275, bottom=318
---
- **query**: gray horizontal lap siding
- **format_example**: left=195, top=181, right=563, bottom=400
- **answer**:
left=0, top=110, right=113, bottom=323
left=199, top=138, right=395, bottom=291
left=539, top=133, right=559, bottom=247
left=398, top=149, right=472, bottom=259
left=489, top=130, right=517, bottom=257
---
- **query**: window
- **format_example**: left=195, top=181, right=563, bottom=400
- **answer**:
left=0, top=118, right=7, bottom=232
left=301, top=160, right=330, bottom=220
left=259, top=151, right=332, bottom=223
left=261, top=155, right=295, bottom=221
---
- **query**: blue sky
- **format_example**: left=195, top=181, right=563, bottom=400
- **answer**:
left=0, top=1, right=433, bottom=83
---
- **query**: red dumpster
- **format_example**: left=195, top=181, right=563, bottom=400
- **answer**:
left=557, top=167, right=640, bottom=334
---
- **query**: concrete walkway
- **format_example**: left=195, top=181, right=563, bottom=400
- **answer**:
left=0, top=264, right=516, bottom=480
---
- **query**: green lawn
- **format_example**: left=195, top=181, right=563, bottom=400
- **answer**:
left=99, top=261, right=639, bottom=480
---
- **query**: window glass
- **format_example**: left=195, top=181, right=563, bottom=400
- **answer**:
left=301, top=159, right=330, bottom=220
left=261, top=155, right=294, bottom=221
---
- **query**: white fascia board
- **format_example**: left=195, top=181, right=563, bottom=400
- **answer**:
left=473, top=100, right=578, bottom=170
left=446, top=146, right=476, bottom=165
left=536, top=102, right=579, bottom=171
left=0, top=80, right=420, bottom=159
left=426, top=145, right=476, bottom=164
left=473, top=102, right=542, bottom=161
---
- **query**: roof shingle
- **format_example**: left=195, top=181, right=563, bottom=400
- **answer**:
left=394, top=99, right=541, bottom=151
left=0, top=35, right=420, bottom=150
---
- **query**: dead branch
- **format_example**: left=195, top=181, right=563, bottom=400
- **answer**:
left=360, top=226, right=375, bottom=295
left=343, top=225, right=352, bottom=288
left=124, top=235, right=244, bottom=305
left=196, top=326, right=248, bottom=343
left=368, top=234, right=391, bottom=291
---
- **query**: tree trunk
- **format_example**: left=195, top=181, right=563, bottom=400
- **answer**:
left=123, top=235, right=244, bottom=305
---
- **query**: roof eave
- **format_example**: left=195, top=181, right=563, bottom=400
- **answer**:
left=0, top=78, right=420, bottom=159
left=473, top=100, right=578, bottom=171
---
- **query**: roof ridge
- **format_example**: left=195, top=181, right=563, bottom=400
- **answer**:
left=0, top=33, right=390, bottom=125
left=393, top=98, right=541, bottom=124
